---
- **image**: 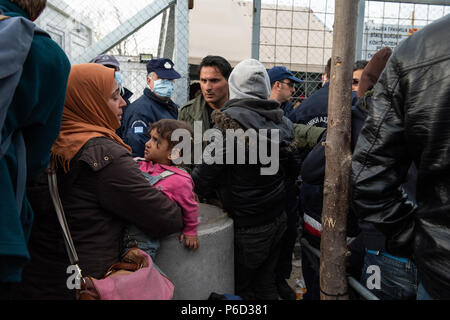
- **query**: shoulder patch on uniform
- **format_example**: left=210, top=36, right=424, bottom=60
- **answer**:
left=134, top=127, right=144, bottom=134
left=131, top=120, right=148, bottom=134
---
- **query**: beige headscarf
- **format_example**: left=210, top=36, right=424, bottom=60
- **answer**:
left=51, top=63, right=132, bottom=172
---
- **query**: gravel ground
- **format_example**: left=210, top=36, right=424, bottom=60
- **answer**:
left=287, top=257, right=303, bottom=290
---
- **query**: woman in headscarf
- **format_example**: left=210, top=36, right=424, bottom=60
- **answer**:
left=12, top=64, right=183, bottom=300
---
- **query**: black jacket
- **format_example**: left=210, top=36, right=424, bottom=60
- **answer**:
left=302, top=96, right=417, bottom=250
left=350, top=15, right=450, bottom=300
left=12, top=137, right=183, bottom=299
left=191, top=98, right=295, bottom=228
left=116, top=87, right=133, bottom=138
left=300, top=98, right=370, bottom=248
left=121, top=88, right=179, bottom=157
left=290, top=83, right=358, bottom=127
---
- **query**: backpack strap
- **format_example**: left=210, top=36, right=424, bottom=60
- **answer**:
left=141, top=170, right=175, bottom=187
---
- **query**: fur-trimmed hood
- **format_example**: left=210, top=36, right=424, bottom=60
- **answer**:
left=211, top=98, right=295, bottom=147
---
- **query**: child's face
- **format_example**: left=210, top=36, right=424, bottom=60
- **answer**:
left=145, top=129, right=172, bottom=165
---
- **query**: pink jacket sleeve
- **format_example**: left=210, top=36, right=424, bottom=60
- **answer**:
left=172, top=178, right=199, bottom=236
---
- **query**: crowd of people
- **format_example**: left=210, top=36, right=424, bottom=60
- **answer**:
left=1, top=0, right=449, bottom=301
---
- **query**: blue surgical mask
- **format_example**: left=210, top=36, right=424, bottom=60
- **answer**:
left=153, top=79, right=175, bottom=98
left=114, top=71, right=124, bottom=94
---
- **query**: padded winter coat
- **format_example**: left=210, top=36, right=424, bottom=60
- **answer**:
left=12, top=137, right=183, bottom=299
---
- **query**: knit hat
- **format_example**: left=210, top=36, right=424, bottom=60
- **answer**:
left=228, top=59, right=271, bottom=100
left=357, top=47, right=393, bottom=98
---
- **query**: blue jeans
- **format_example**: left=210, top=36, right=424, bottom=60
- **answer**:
left=417, top=282, right=434, bottom=300
left=360, top=251, right=417, bottom=300
left=122, top=224, right=160, bottom=260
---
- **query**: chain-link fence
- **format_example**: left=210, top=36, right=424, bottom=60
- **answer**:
left=259, top=0, right=450, bottom=101
left=361, top=1, right=450, bottom=60
left=260, top=0, right=334, bottom=100
left=33, top=1, right=449, bottom=105
left=35, top=0, right=189, bottom=106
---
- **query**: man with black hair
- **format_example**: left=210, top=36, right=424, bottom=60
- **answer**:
left=191, top=59, right=294, bottom=300
left=352, top=60, right=369, bottom=93
left=179, top=55, right=232, bottom=135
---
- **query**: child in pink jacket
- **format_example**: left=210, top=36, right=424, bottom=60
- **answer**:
left=123, top=120, right=198, bottom=259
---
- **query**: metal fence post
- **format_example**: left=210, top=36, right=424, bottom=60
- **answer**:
left=174, top=0, right=190, bottom=107
left=355, top=0, right=366, bottom=61
left=72, top=0, right=176, bottom=64
left=252, top=0, right=262, bottom=60
left=158, top=5, right=176, bottom=60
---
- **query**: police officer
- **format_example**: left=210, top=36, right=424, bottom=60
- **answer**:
left=121, top=58, right=181, bottom=157
left=268, top=66, right=302, bottom=120
left=91, top=54, right=134, bottom=138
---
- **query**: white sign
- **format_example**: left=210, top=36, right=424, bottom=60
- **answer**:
left=362, top=21, right=419, bottom=60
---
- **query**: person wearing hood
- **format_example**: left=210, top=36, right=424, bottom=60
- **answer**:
left=191, top=59, right=296, bottom=300
left=121, top=58, right=180, bottom=157
left=10, top=64, right=183, bottom=300
left=0, top=0, right=70, bottom=298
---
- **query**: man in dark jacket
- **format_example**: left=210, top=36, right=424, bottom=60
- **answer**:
left=290, top=58, right=358, bottom=127
left=289, top=58, right=331, bottom=127
left=268, top=66, right=302, bottom=120
left=267, top=66, right=303, bottom=300
left=180, top=56, right=325, bottom=156
left=191, top=59, right=295, bottom=300
left=121, top=58, right=180, bottom=157
left=300, top=47, right=421, bottom=300
left=350, top=15, right=450, bottom=300
left=0, top=0, right=70, bottom=298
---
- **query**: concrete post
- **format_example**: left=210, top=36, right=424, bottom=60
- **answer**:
left=155, top=204, right=235, bottom=300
